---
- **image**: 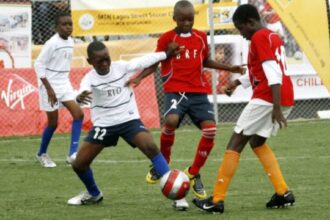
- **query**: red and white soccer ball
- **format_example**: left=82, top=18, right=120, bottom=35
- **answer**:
left=160, top=169, right=190, bottom=200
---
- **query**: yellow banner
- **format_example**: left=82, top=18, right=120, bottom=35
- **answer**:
left=72, top=2, right=237, bottom=36
left=268, top=0, right=330, bottom=91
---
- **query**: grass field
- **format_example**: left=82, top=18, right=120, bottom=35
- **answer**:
left=1, top=120, right=330, bottom=220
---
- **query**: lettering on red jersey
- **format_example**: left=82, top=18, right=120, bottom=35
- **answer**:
left=248, top=28, right=294, bottom=106
left=156, top=29, right=211, bottom=93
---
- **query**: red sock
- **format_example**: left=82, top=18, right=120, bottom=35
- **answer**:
left=189, top=124, right=216, bottom=175
left=160, top=125, right=175, bottom=163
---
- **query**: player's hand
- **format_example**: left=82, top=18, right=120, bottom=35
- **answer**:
left=272, top=106, right=287, bottom=129
left=125, top=77, right=142, bottom=87
left=229, top=64, right=247, bottom=74
left=77, top=90, right=92, bottom=104
left=46, top=87, right=57, bottom=107
left=222, top=80, right=240, bottom=96
left=165, top=42, right=180, bottom=57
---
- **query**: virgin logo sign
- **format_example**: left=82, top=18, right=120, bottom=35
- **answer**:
left=1, top=78, right=36, bottom=110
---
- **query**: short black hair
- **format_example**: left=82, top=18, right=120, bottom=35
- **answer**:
left=54, top=12, right=71, bottom=26
left=87, top=41, right=106, bottom=58
left=232, top=4, right=260, bottom=24
left=174, top=0, right=193, bottom=14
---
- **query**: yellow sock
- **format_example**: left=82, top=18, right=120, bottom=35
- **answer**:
left=212, top=150, right=240, bottom=203
left=253, top=144, right=288, bottom=195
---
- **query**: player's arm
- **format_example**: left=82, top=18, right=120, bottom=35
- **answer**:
left=203, top=57, right=246, bottom=74
left=125, top=42, right=179, bottom=87
left=222, top=73, right=250, bottom=96
left=262, top=60, right=286, bottom=128
left=125, top=63, right=158, bottom=87
left=76, top=74, right=92, bottom=105
left=34, top=43, right=57, bottom=107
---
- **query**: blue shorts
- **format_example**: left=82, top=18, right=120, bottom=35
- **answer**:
left=84, top=119, right=148, bottom=148
left=163, top=92, right=215, bottom=128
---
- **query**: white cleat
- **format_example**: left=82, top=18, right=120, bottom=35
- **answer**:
left=36, top=153, right=56, bottom=168
left=67, top=191, right=103, bottom=205
left=66, top=152, right=77, bottom=165
left=172, top=198, right=189, bottom=211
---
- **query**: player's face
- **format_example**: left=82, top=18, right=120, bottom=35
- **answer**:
left=173, top=6, right=195, bottom=33
left=56, top=16, right=73, bottom=39
left=234, top=20, right=254, bottom=40
left=89, top=48, right=111, bottom=75
left=215, top=47, right=225, bottom=63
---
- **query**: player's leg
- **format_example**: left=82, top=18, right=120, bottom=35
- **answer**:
left=161, top=114, right=179, bottom=163
left=62, top=100, right=84, bottom=161
left=250, top=135, right=295, bottom=208
left=36, top=85, right=59, bottom=167
left=161, top=92, right=188, bottom=164
left=131, top=130, right=170, bottom=178
left=67, top=140, right=104, bottom=205
left=146, top=93, right=186, bottom=184
left=192, top=132, right=250, bottom=214
left=124, top=119, right=189, bottom=211
left=193, top=102, right=266, bottom=213
left=186, top=93, right=216, bottom=199
left=36, top=110, right=58, bottom=168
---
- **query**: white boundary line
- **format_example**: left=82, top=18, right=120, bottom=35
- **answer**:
left=0, top=119, right=329, bottom=143
left=0, top=155, right=329, bottom=163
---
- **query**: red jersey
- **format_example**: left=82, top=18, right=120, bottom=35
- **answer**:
left=248, top=28, right=294, bottom=106
left=156, top=29, right=211, bottom=93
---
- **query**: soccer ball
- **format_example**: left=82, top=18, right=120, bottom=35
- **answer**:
left=160, top=169, right=190, bottom=200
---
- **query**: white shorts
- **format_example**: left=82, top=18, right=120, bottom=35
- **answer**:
left=39, top=84, right=76, bottom=111
left=234, top=103, right=292, bottom=138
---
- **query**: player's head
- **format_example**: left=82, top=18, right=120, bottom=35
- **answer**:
left=173, top=0, right=195, bottom=34
left=54, top=12, right=72, bottom=39
left=215, top=46, right=226, bottom=63
left=232, top=4, right=262, bottom=40
left=87, top=41, right=111, bottom=75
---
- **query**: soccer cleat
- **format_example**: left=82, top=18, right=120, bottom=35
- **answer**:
left=145, top=165, right=161, bottom=184
left=266, top=191, right=295, bottom=208
left=36, top=153, right=56, bottom=168
left=184, top=167, right=207, bottom=199
left=66, top=152, right=77, bottom=165
left=192, top=197, right=224, bottom=214
left=67, top=191, right=103, bottom=205
left=172, top=198, right=189, bottom=211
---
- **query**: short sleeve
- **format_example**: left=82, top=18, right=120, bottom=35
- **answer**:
left=79, top=73, right=92, bottom=93
left=156, top=34, right=170, bottom=52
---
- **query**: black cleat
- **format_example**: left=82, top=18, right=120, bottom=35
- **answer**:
left=266, top=191, right=295, bottom=208
left=192, top=197, right=224, bottom=214
left=145, top=165, right=161, bottom=184
left=184, top=168, right=207, bottom=199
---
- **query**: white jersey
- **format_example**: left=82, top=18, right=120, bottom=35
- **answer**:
left=34, top=33, right=74, bottom=92
left=79, top=52, right=167, bottom=127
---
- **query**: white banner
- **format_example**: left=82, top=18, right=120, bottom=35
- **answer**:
left=208, top=35, right=330, bottom=103
left=0, top=3, right=32, bottom=68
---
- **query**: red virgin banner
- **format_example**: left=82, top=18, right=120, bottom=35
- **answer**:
left=0, top=68, right=160, bottom=136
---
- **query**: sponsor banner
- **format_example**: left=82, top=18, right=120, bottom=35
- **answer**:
left=267, top=0, right=330, bottom=92
left=0, top=3, right=32, bottom=68
left=0, top=68, right=160, bottom=136
left=209, top=74, right=330, bottom=103
left=71, top=1, right=237, bottom=36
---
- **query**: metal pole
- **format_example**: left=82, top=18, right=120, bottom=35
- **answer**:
left=207, top=0, right=219, bottom=124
